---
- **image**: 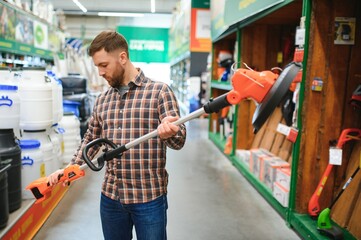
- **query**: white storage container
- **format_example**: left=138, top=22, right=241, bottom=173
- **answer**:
left=21, top=130, right=55, bottom=176
left=59, top=113, right=81, bottom=164
left=48, top=124, right=65, bottom=169
left=18, top=70, right=53, bottom=130
left=47, top=71, right=63, bottom=124
left=0, top=84, right=20, bottom=129
left=20, top=139, right=44, bottom=200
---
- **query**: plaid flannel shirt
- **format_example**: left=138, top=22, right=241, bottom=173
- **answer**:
left=71, top=69, right=186, bottom=204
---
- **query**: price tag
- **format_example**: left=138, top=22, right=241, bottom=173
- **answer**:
left=277, top=123, right=290, bottom=136
left=329, top=148, right=343, bottom=165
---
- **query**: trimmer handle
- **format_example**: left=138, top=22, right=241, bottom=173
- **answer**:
left=82, top=138, right=118, bottom=171
left=336, top=128, right=361, bottom=148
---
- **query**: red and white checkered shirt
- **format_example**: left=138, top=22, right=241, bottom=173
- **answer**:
left=71, top=69, right=186, bottom=204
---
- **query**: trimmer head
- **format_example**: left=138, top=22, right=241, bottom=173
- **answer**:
left=318, top=226, right=344, bottom=240
left=317, top=208, right=344, bottom=240
left=252, top=62, right=302, bottom=133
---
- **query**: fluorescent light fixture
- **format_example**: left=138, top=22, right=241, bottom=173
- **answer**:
left=72, top=0, right=87, bottom=13
left=98, top=12, right=145, bottom=17
left=151, top=0, right=155, bottom=13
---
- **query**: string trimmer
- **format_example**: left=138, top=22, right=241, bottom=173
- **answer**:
left=317, top=151, right=361, bottom=239
left=308, top=128, right=361, bottom=217
left=26, top=62, right=301, bottom=202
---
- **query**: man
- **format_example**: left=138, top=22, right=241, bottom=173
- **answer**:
left=48, top=30, right=187, bottom=240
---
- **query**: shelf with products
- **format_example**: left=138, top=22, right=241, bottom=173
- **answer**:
left=208, top=0, right=361, bottom=239
left=0, top=1, right=65, bottom=68
left=208, top=0, right=303, bottom=232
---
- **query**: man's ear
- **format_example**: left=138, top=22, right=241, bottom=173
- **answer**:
left=118, top=51, right=128, bottom=65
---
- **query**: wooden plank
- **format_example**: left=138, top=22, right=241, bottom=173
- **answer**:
left=278, top=139, right=293, bottom=162
left=270, top=131, right=286, bottom=156
left=259, top=107, right=283, bottom=151
left=347, top=184, right=361, bottom=239
left=331, top=142, right=361, bottom=227
left=251, top=117, right=269, bottom=149
left=236, top=100, right=256, bottom=150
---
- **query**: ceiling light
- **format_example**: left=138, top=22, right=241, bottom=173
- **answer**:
left=98, top=12, right=145, bottom=17
left=72, top=0, right=87, bottom=13
left=151, top=0, right=155, bottom=13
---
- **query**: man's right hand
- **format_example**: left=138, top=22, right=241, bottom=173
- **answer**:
left=47, top=169, right=65, bottom=186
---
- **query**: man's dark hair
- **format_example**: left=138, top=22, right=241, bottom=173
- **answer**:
left=88, top=30, right=129, bottom=57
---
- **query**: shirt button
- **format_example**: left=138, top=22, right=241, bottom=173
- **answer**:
left=119, top=110, right=123, bottom=113
left=118, top=127, right=121, bottom=130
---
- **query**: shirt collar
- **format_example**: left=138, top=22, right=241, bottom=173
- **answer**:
left=129, top=68, right=145, bottom=88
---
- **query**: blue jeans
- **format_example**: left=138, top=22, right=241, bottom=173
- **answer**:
left=100, top=193, right=168, bottom=240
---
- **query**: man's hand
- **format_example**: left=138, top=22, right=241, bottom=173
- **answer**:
left=158, top=116, right=180, bottom=140
left=47, top=168, right=66, bottom=186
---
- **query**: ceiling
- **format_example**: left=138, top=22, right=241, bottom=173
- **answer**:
left=50, top=0, right=180, bottom=16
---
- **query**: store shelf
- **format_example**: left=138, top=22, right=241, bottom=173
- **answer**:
left=210, top=80, right=232, bottom=91
left=289, top=213, right=356, bottom=240
left=229, top=155, right=288, bottom=219
left=0, top=184, right=68, bottom=239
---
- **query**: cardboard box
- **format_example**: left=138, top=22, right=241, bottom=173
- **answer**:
left=236, top=149, right=251, bottom=168
left=275, top=167, right=292, bottom=191
left=263, top=158, right=290, bottom=190
left=273, top=181, right=289, bottom=207
left=250, top=148, right=273, bottom=178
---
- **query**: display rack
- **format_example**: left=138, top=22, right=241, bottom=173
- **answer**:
left=208, top=0, right=360, bottom=239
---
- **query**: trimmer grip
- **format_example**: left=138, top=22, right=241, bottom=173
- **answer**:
left=203, top=93, right=231, bottom=114
left=82, top=138, right=118, bottom=171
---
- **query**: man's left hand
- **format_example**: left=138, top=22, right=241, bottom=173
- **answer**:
left=158, top=116, right=180, bottom=139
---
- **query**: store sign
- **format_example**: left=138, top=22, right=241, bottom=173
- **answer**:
left=211, top=0, right=285, bottom=40
left=117, top=26, right=169, bottom=63
left=190, top=8, right=211, bottom=52
left=0, top=2, right=63, bottom=60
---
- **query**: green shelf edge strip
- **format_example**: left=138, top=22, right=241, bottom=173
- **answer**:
left=290, top=213, right=356, bottom=240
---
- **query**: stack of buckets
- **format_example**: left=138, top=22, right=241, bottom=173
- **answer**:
left=0, top=67, right=81, bottom=229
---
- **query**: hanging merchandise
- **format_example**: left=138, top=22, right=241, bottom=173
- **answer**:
left=0, top=129, right=22, bottom=213
left=217, top=50, right=234, bottom=82
left=20, top=139, right=44, bottom=200
left=58, top=112, right=81, bottom=164
left=317, top=151, right=361, bottom=239
left=308, top=128, right=361, bottom=217
left=21, top=129, right=55, bottom=176
left=18, top=68, right=53, bottom=130
left=0, top=84, right=20, bottom=129
left=280, top=90, right=295, bottom=126
left=350, top=84, right=361, bottom=109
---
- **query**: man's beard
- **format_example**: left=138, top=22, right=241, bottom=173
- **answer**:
left=108, top=67, right=125, bottom=88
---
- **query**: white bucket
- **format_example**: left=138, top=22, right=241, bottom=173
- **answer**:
left=59, top=113, right=81, bottom=164
left=18, top=74, right=53, bottom=130
left=48, top=124, right=65, bottom=169
left=0, top=85, right=20, bottom=129
left=20, top=139, right=44, bottom=200
left=47, top=71, right=63, bottom=124
left=21, top=130, right=55, bottom=176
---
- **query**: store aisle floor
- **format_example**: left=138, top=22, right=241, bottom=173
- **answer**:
left=34, top=118, right=301, bottom=240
